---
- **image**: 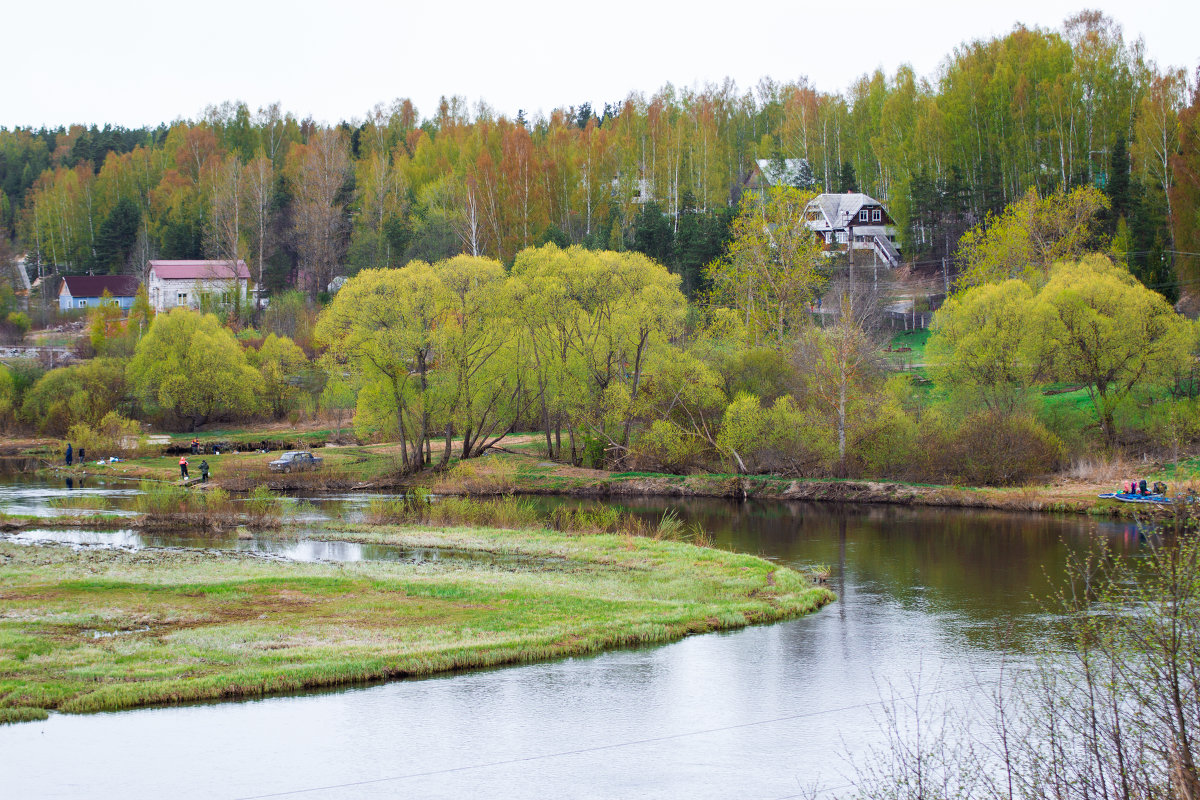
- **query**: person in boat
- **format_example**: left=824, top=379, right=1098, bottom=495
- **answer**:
left=1153, top=481, right=1167, bottom=495
left=1139, top=479, right=1149, bottom=495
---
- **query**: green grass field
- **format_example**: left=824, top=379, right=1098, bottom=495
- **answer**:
left=0, top=528, right=832, bottom=721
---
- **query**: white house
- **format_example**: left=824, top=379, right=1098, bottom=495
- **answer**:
left=146, top=260, right=251, bottom=312
left=802, top=192, right=902, bottom=268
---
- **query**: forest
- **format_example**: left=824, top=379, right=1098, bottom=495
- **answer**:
left=1, top=11, right=1197, bottom=300
left=1, top=11, right=1199, bottom=488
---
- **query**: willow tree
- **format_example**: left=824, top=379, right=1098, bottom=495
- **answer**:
left=512, top=244, right=686, bottom=466
left=315, top=264, right=438, bottom=469
left=704, top=187, right=825, bottom=347
left=127, top=309, right=261, bottom=431
left=927, top=279, right=1044, bottom=413
left=1035, top=255, right=1195, bottom=442
left=954, top=186, right=1110, bottom=290
left=428, top=254, right=521, bottom=462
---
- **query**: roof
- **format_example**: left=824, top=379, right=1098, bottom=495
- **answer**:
left=806, top=193, right=888, bottom=229
left=752, top=158, right=814, bottom=188
left=148, top=260, right=250, bottom=281
left=60, top=275, right=140, bottom=298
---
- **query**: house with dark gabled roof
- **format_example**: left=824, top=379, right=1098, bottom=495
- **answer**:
left=802, top=192, right=902, bottom=268
left=58, top=275, right=140, bottom=312
left=146, top=260, right=250, bottom=312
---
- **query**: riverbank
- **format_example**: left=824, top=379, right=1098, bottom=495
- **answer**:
left=17, top=437, right=1192, bottom=519
left=0, top=526, right=833, bottom=723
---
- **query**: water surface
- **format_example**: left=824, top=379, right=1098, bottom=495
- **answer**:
left=0, top=483, right=1146, bottom=799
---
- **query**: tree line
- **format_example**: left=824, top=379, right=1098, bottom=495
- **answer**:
left=2, top=11, right=1197, bottom=300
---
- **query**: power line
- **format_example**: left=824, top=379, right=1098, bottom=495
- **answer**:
left=231, top=684, right=980, bottom=800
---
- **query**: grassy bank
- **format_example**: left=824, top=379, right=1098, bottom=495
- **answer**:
left=25, top=420, right=1195, bottom=519
left=0, top=529, right=832, bottom=722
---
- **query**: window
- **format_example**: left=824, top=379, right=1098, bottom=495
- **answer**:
left=858, top=210, right=869, bottom=222
left=872, top=209, right=882, bottom=222
left=77, top=299, right=88, bottom=308
left=177, top=292, right=188, bottom=306
left=836, top=231, right=848, bottom=243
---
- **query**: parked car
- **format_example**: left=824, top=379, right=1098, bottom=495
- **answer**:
left=268, top=451, right=323, bottom=473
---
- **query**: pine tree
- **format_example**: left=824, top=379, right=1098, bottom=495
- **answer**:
left=838, top=161, right=857, bottom=192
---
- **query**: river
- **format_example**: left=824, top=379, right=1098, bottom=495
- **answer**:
left=0, top=471, right=1145, bottom=799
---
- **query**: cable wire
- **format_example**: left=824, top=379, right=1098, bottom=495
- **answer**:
left=232, top=684, right=980, bottom=800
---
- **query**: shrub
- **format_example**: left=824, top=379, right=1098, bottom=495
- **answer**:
left=65, top=412, right=146, bottom=460
left=920, top=410, right=1065, bottom=485
left=629, top=421, right=711, bottom=473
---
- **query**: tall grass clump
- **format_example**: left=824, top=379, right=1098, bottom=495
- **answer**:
left=244, top=485, right=284, bottom=523
left=432, top=457, right=518, bottom=494
left=48, top=495, right=112, bottom=511
left=134, top=483, right=191, bottom=515
left=134, top=483, right=282, bottom=527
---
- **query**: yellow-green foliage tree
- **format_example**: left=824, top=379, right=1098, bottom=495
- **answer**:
left=512, top=244, right=686, bottom=465
left=86, top=291, right=125, bottom=355
left=66, top=411, right=145, bottom=459
left=1034, top=255, right=1195, bottom=442
left=955, top=186, right=1110, bottom=290
left=19, top=359, right=128, bottom=436
left=127, top=309, right=262, bottom=431
left=315, top=264, right=439, bottom=469
left=715, top=394, right=809, bottom=474
left=250, top=334, right=309, bottom=418
left=705, top=187, right=826, bottom=346
left=0, top=364, right=14, bottom=428
left=428, top=255, right=518, bottom=462
left=927, top=280, right=1044, bottom=413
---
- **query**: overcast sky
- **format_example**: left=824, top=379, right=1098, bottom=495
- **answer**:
left=5, top=0, right=1197, bottom=129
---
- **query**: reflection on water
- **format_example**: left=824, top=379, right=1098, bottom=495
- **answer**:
left=2, top=527, right=563, bottom=570
left=0, top=483, right=1148, bottom=800
left=0, top=462, right=142, bottom=517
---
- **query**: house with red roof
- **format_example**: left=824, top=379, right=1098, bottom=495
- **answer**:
left=146, top=260, right=250, bottom=312
left=58, top=275, right=141, bottom=312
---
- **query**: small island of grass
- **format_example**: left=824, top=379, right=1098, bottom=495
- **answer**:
left=0, top=526, right=833, bottom=723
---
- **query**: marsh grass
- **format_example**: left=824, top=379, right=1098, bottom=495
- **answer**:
left=0, top=707, right=48, bottom=724
left=47, top=495, right=112, bottom=511
left=363, top=496, right=712, bottom=543
left=0, top=531, right=833, bottom=721
left=134, top=483, right=284, bottom=528
left=432, top=457, right=519, bottom=494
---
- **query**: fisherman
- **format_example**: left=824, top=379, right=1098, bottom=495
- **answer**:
left=1139, top=479, right=1149, bottom=495
left=190, top=438, right=200, bottom=455
left=199, top=460, right=210, bottom=483
left=65, top=442, right=73, bottom=466
left=179, top=455, right=189, bottom=480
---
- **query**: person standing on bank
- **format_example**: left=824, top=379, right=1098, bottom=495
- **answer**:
left=179, top=455, right=189, bottom=480
left=65, top=443, right=73, bottom=466
left=199, top=460, right=209, bottom=483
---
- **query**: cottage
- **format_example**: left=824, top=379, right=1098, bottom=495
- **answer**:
left=146, top=260, right=250, bottom=312
left=802, top=192, right=902, bottom=268
left=58, top=275, right=140, bottom=312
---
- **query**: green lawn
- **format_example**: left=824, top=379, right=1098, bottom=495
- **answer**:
left=0, top=528, right=832, bottom=721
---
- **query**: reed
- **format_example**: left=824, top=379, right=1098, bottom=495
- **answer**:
left=47, top=495, right=112, bottom=511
